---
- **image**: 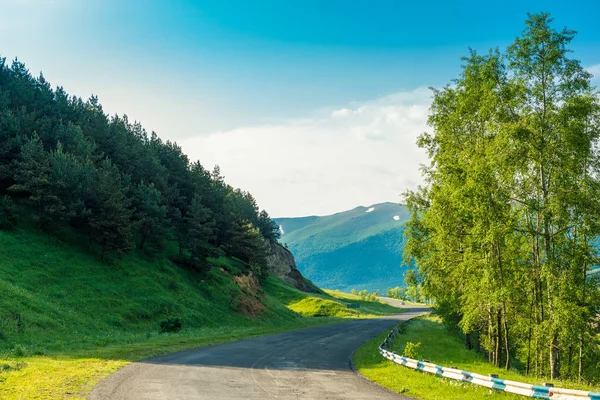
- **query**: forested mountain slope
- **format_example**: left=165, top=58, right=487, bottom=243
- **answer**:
left=275, top=202, right=409, bottom=292
left=0, top=56, right=316, bottom=352
left=0, top=56, right=281, bottom=275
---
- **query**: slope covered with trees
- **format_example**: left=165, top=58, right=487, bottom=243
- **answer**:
left=404, top=13, right=600, bottom=383
left=0, top=56, right=280, bottom=276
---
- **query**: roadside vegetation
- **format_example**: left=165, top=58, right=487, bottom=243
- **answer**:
left=354, top=315, right=600, bottom=400
left=403, top=12, right=600, bottom=383
left=264, top=278, right=402, bottom=317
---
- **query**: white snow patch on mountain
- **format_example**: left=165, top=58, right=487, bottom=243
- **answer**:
left=366, top=207, right=375, bottom=213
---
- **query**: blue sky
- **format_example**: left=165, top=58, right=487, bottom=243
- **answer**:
left=1, top=0, right=600, bottom=216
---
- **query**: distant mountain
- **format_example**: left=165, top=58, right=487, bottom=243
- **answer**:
left=275, top=202, right=410, bottom=293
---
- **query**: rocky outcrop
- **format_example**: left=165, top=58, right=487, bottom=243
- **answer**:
left=265, top=240, right=308, bottom=292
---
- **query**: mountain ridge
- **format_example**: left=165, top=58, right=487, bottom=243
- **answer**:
left=275, top=202, right=410, bottom=292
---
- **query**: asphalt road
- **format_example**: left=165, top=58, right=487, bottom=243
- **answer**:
left=90, top=308, right=428, bottom=400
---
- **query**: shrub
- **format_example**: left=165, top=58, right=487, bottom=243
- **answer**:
left=12, top=344, right=26, bottom=358
left=159, top=317, right=182, bottom=333
left=396, top=321, right=408, bottom=334
left=366, top=293, right=378, bottom=302
left=403, top=341, right=421, bottom=359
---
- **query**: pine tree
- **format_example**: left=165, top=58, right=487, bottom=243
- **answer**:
left=9, top=135, right=64, bottom=228
left=183, top=194, right=216, bottom=267
left=132, top=181, right=168, bottom=254
left=87, top=159, right=133, bottom=260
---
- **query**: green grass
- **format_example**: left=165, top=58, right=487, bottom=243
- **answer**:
left=263, top=277, right=402, bottom=318
left=353, top=315, right=600, bottom=400
left=0, top=225, right=402, bottom=399
left=323, top=290, right=409, bottom=315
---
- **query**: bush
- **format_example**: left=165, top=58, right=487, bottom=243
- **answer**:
left=0, top=196, right=17, bottom=230
left=403, top=341, right=421, bottom=359
left=12, top=344, right=26, bottom=358
left=396, top=321, right=408, bottom=335
left=159, top=317, right=182, bottom=333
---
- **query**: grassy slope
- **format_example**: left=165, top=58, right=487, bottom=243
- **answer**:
left=354, top=315, right=600, bottom=400
left=0, top=226, right=402, bottom=399
left=263, top=277, right=401, bottom=318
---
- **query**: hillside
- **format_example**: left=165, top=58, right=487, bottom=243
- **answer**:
left=0, top=226, right=297, bottom=352
left=0, top=224, right=402, bottom=399
left=275, top=202, right=409, bottom=292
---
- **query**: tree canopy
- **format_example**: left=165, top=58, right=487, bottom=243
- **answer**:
left=404, top=13, right=600, bottom=382
left=0, top=56, right=280, bottom=270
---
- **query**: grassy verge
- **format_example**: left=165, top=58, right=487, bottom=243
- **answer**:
left=323, top=290, right=411, bottom=315
left=353, top=315, right=600, bottom=400
left=264, top=278, right=403, bottom=317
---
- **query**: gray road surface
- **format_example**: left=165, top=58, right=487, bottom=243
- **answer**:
left=90, top=308, right=428, bottom=400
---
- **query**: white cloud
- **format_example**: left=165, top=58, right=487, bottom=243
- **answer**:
left=179, top=87, right=431, bottom=217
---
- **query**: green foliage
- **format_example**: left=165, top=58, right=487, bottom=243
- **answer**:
left=132, top=181, right=168, bottom=254
left=0, top=196, right=16, bottom=229
left=402, top=341, right=421, bottom=359
left=0, top=55, right=280, bottom=264
left=387, top=286, right=404, bottom=299
left=178, top=194, right=217, bottom=270
left=263, top=276, right=402, bottom=318
left=159, top=318, right=182, bottom=333
left=352, top=288, right=382, bottom=302
left=404, top=13, right=600, bottom=382
left=12, top=345, right=25, bottom=358
left=9, top=135, right=64, bottom=228
left=221, top=220, right=268, bottom=277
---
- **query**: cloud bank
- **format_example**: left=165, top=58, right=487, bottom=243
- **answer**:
left=180, top=88, right=431, bottom=217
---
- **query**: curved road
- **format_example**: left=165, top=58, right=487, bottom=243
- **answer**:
left=91, top=308, right=427, bottom=400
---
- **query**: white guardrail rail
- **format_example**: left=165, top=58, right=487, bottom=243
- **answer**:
left=378, top=326, right=600, bottom=400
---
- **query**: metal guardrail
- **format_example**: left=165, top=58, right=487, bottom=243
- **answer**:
left=378, top=326, right=600, bottom=400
